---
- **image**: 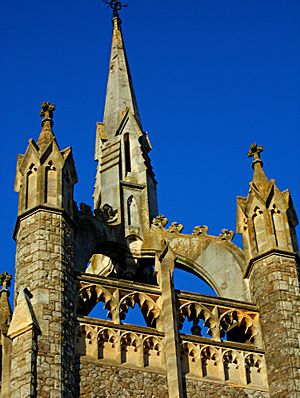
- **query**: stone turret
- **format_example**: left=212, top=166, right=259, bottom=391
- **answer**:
left=93, top=16, right=158, bottom=239
left=10, top=104, right=78, bottom=396
left=237, top=144, right=300, bottom=397
left=14, top=102, right=77, bottom=218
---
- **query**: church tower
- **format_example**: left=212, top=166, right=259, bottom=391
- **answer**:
left=237, top=144, right=300, bottom=397
left=8, top=102, right=78, bottom=396
left=1, top=3, right=300, bottom=398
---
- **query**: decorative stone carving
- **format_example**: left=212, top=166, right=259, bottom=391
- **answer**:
left=0, top=272, right=12, bottom=334
left=219, top=309, right=258, bottom=344
left=119, top=292, right=161, bottom=327
left=143, top=336, right=163, bottom=368
left=79, top=202, right=93, bottom=216
left=178, top=302, right=218, bottom=340
left=77, top=284, right=118, bottom=321
left=192, top=225, right=208, bottom=236
left=248, top=143, right=264, bottom=160
left=168, top=222, right=184, bottom=234
left=0, top=272, right=12, bottom=291
left=94, top=203, right=118, bottom=223
left=177, top=295, right=260, bottom=346
left=152, top=215, right=168, bottom=228
left=40, top=101, right=55, bottom=124
left=218, top=228, right=235, bottom=241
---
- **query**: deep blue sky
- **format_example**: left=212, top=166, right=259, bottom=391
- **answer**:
left=1, top=1, right=299, bottom=298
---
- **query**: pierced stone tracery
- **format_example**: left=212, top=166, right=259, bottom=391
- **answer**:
left=76, top=270, right=266, bottom=389
left=177, top=298, right=259, bottom=345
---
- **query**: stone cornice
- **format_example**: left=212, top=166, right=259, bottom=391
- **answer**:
left=13, top=205, right=75, bottom=239
left=245, top=248, right=299, bottom=278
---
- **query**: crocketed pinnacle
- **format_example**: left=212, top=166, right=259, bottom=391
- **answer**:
left=0, top=272, right=12, bottom=334
left=248, top=143, right=269, bottom=191
left=37, top=102, right=56, bottom=151
left=103, top=15, right=142, bottom=139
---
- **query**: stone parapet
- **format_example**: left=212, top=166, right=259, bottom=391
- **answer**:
left=76, top=270, right=268, bottom=396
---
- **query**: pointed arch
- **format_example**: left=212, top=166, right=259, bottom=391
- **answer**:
left=271, top=203, right=287, bottom=248
left=44, top=160, right=57, bottom=206
left=127, top=195, right=139, bottom=227
left=252, top=206, right=266, bottom=252
left=25, top=163, right=37, bottom=209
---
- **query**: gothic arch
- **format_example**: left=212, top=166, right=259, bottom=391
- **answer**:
left=127, top=195, right=139, bottom=227
left=173, top=240, right=250, bottom=302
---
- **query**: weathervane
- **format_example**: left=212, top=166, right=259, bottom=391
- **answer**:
left=103, top=0, right=128, bottom=17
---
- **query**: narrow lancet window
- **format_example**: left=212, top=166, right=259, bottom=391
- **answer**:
left=128, top=195, right=138, bottom=227
left=252, top=206, right=266, bottom=252
left=45, top=161, right=57, bottom=205
left=25, top=163, right=37, bottom=210
left=124, top=133, right=131, bottom=174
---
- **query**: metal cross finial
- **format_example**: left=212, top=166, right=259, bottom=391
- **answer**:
left=40, top=102, right=56, bottom=125
left=104, top=0, right=128, bottom=17
left=0, top=272, right=12, bottom=291
left=248, top=143, right=264, bottom=161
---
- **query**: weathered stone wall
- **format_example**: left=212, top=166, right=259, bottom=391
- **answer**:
left=14, top=209, right=76, bottom=397
left=249, top=253, right=300, bottom=397
left=77, top=358, right=270, bottom=398
left=185, top=378, right=270, bottom=398
left=77, top=359, right=168, bottom=398
left=9, top=329, right=37, bottom=398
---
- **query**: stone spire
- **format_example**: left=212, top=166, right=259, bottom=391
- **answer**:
left=37, top=102, right=56, bottom=151
left=103, top=15, right=142, bottom=139
left=93, top=10, right=158, bottom=234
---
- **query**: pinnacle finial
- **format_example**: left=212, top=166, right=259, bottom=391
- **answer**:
left=0, top=272, right=12, bottom=292
left=248, top=143, right=264, bottom=164
left=40, top=101, right=56, bottom=127
left=104, top=0, right=128, bottom=18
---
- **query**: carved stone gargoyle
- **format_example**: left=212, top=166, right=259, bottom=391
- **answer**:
left=94, top=203, right=118, bottom=224
left=79, top=202, right=93, bottom=216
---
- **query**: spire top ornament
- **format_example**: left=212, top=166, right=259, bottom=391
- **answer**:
left=248, top=143, right=263, bottom=161
left=0, top=272, right=12, bottom=292
left=248, top=143, right=264, bottom=169
left=104, top=0, right=128, bottom=18
left=40, top=101, right=56, bottom=127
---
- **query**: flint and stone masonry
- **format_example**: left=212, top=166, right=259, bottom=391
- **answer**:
left=1, top=7, right=299, bottom=398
